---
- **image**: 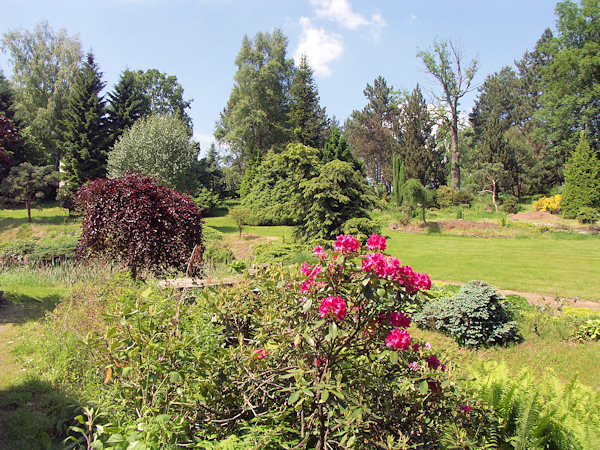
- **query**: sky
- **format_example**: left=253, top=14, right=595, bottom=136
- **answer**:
left=1, top=0, right=559, bottom=155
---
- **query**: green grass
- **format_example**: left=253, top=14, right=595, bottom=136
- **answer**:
left=385, top=231, right=600, bottom=301
left=205, top=214, right=294, bottom=239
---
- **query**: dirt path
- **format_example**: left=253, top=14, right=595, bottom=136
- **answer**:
left=437, top=280, right=600, bottom=311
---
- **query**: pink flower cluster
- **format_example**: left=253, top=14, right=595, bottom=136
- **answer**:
left=313, top=245, right=325, bottom=259
left=318, top=296, right=348, bottom=321
left=301, top=262, right=322, bottom=277
left=366, top=233, right=386, bottom=251
left=333, top=234, right=360, bottom=253
left=385, top=328, right=411, bottom=351
left=389, top=311, right=411, bottom=328
left=255, top=349, right=267, bottom=359
left=362, top=253, right=431, bottom=292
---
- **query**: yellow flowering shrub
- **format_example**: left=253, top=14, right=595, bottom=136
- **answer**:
left=533, top=194, right=561, bottom=213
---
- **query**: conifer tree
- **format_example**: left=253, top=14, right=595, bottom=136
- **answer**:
left=61, top=52, right=107, bottom=193
left=289, top=54, right=328, bottom=148
left=562, top=132, right=600, bottom=219
left=106, top=70, right=149, bottom=148
left=320, top=127, right=364, bottom=174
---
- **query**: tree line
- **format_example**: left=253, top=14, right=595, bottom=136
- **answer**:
left=1, top=0, right=600, bottom=227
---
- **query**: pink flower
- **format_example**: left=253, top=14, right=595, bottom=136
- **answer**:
left=366, top=233, right=387, bottom=251
left=313, top=245, right=325, bottom=259
left=385, top=328, right=411, bottom=351
left=301, top=262, right=321, bottom=278
left=425, top=342, right=432, bottom=349
left=461, top=405, right=472, bottom=413
left=362, top=253, right=387, bottom=277
left=426, top=355, right=442, bottom=370
left=301, top=278, right=314, bottom=293
left=409, top=361, right=419, bottom=371
left=333, top=234, right=360, bottom=253
left=389, top=311, right=411, bottom=328
left=255, top=349, right=267, bottom=359
left=318, top=296, right=347, bottom=321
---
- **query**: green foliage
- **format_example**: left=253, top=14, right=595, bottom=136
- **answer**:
left=436, top=185, right=454, bottom=208
left=61, top=52, right=108, bottom=193
left=252, top=238, right=312, bottom=264
left=398, top=84, right=446, bottom=188
left=400, top=178, right=427, bottom=223
left=392, top=153, right=405, bottom=206
left=297, top=159, right=377, bottom=240
left=501, top=194, right=520, bottom=214
left=229, top=205, right=251, bottom=237
left=341, top=217, right=381, bottom=243
left=466, top=361, right=600, bottom=449
left=319, top=126, right=364, bottom=174
left=241, top=143, right=320, bottom=225
left=345, top=76, right=400, bottom=190
left=0, top=163, right=58, bottom=222
left=576, top=207, right=599, bottom=224
left=288, top=54, right=328, bottom=148
left=193, top=187, right=221, bottom=213
left=574, top=318, right=600, bottom=342
left=202, top=227, right=235, bottom=268
left=215, top=29, right=293, bottom=161
left=414, top=281, right=522, bottom=348
left=107, top=114, right=199, bottom=192
left=452, top=190, right=474, bottom=207
left=1, top=21, right=83, bottom=169
left=562, top=132, right=600, bottom=219
left=0, top=236, right=77, bottom=265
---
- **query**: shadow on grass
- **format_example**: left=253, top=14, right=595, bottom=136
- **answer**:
left=211, top=225, right=237, bottom=234
left=0, top=214, right=75, bottom=233
left=0, top=294, right=62, bottom=325
left=0, top=377, right=80, bottom=450
left=426, top=222, right=442, bottom=234
left=205, top=206, right=229, bottom=218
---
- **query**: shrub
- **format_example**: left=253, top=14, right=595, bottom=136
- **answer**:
left=413, top=280, right=522, bottom=348
left=562, top=132, right=600, bottom=219
left=577, top=206, right=599, bottom=224
left=533, top=194, right=561, bottom=213
left=75, top=172, right=203, bottom=278
left=436, top=185, right=454, bottom=208
left=574, top=318, right=600, bottom=341
left=69, top=235, right=496, bottom=448
left=107, top=114, right=199, bottom=192
left=501, top=194, right=520, bottom=214
left=341, top=217, right=381, bottom=242
left=453, top=190, right=473, bottom=207
left=192, top=187, right=221, bottom=213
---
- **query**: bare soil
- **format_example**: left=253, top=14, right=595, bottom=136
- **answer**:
left=225, top=233, right=277, bottom=260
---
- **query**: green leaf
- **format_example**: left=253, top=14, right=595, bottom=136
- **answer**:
left=331, top=389, right=345, bottom=400
left=106, top=434, right=125, bottom=443
left=320, top=390, right=330, bottom=403
left=302, top=297, right=313, bottom=312
left=389, top=351, right=398, bottom=364
left=169, top=371, right=183, bottom=383
left=328, top=322, right=338, bottom=340
left=303, top=333, right=315, bottom=348
left=419, top=380, right=429, bottom=395
left=288, top=390, right=301, bottom=405
left=141, top=288, right=153, bottom=299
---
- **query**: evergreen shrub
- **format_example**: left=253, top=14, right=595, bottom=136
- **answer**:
left=501, top=194, right=520, bottom=214
left=576, top=207, right=598, bottom=224
left=436, top=185, right=454, bottom=208
left=413, top=281, right=522, bottom=348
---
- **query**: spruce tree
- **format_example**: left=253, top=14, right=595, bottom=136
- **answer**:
left=562, top=132, right=600, bottom=219
left=106, top=70, right=149, bottom=148
left=61, top=52, right=107, bottom=193
left=320, top=127, right=364, bottom=174
left=289, top=54, right=328, bottom=148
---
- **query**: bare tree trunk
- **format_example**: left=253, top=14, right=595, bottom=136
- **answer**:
left=492, top=180, right=499, bottom=213
left=451, top=114, right=460, bottom=190
left=26, top=198, right=32, bottom=223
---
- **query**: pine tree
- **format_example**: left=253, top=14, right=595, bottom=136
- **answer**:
left=106, top=70, right=149, bottom=148
left=562, top=132, right=600, bottom=219
left=399, top=84, right=445, bottom=188
left=320, top=127, right=364, bottom=174
left=289, top=54, right=328, bottom=148
left=61, top=52, right=107, bottom=192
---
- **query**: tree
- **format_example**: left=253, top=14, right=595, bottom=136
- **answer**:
left=75, top=172, right=204, bottom=279
left=2, top=21, right=83, bottom=169
left=537, top=0, right=600, bottom=170
left=0, top=114, right=20, bottom=180
left=61, top=52, right=108, bottom=195
left=137, top=69, right=193, bottom=132
left=0, top=162, right=58, bottom=222
left=398, top=84, right=445, bottom=188
left=241, top=143, right=321, bottom=225
left=320, top=126, right=364, bottom=174
left=345, top=76, right=400, bottom=190
left=229, top=205, right=251, bottom=238
left=108, top=115, right=198, bottom=192
left=106, top=70, right=149, bottom=148
left=392, top=153, right=405, bottom=206
left=288, top=54, right=328, bottom=148
left=400, top=179, right=428, bottom=223
left=297, top=159, right=377, bottom=240
left=561, top=132, right=600, bottom=218
left=417, top=39, right=478, bottom=190
left=215, top=29, right=294, bottom=162
left=0, top=70, right=16, bottom=120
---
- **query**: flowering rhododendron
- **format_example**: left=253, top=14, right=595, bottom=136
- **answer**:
left=361, top=253, right=431, bottom=293
left=318, top=296, right=347, bottom=321
left=301, top=278, right=314, bottom=293
left=313, top=245, right=325, bottom=259
left=389, top=311, right=411, bottom=328
left=425, top=342, right=432, bottom=349
left=385, top=328, right=412, bottom=351
left=409, top=361, right=419, bottom=371
left=301, top=262, right=322, bottom=277
left=333, top=234, right=360, bottom=253
left=461, top=405, right=472, bottom=413
left=366, top=233, right=386, bottom=251
left=255, top=349, right=267, bottom=359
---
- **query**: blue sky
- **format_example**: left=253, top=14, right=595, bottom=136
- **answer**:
left=1, top=0, right=558, bottom=154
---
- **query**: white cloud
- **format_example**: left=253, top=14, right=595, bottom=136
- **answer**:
left=310, top=0, right=386, bottom=37
left=193, top=132, right=216, bottom=157
left=294, top=17, right=344, bottom=77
